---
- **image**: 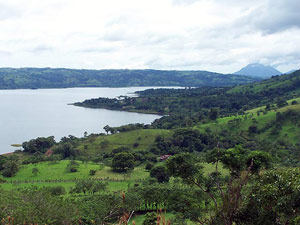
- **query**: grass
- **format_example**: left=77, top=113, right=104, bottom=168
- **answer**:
left=201, top=163, right=229, bottom=176
left=1, top=160, right=149, bottom=182
left=78, top=129, right=171, bottom=154
left=1, top=160, right=100, bottom=181
left=0, top=160, right=150, bottom=192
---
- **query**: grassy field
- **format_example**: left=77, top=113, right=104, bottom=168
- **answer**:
left=0, top=160, right=150, bottom=192
left=78, top=129, right=171, bottom=154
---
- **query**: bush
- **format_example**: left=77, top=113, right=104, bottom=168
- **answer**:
left=133, top=142, right=139, bottom=148
left=150, top=165, right=170, bottom=183
left=42, top=186, right=66, bottom=196
left=143, top=212, right=157, bottom=225
left=65, top=160, right=79, bottom=173
left=2, top=161, right=19, bottom=177
left=89, top=169, right=96, bottom=176
left=145, top=162, right=154, bottom=171
left=111, top=152, right=135, bottom=172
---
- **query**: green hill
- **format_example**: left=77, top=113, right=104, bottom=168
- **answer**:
left=196, top=97, right=300, bottom=145
left=77, top=129, right=171, bottom=154
left=230, top=69, right=300, bottom=95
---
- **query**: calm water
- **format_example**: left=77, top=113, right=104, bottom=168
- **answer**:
left=0, top=87, right=164, bottom=154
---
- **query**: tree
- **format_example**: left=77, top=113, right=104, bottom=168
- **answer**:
left=291, top=100, right=298, bottom=105
left=103, top=125, right=110, bottom=134
left=150, top=166, right=169, bottom=183
left=89, top=169, right=96, bottom=176
left=2, top=161, right=19, bottom=177
left=236, top=168, right=300, bottom=225
left=0, top=155, right=7, bottom=170
left=111, top=152, right=135, bottom=172
left=248, top=125, right=258, bottom=134
left=166, top=146, right=272, bottom=225
left=208, top=108, right=218, bottom=121
left=32, top=167, right=39, bottom=176
left=145, top=162, right=154, bottom=171
left=22, top=136, right=55, bottom=154
left=276, top=99, right=288, bottom=108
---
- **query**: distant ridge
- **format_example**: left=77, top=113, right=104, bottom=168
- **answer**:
left=0, top=67, right=259, bottom=89
left=234, top=63, right=281, bottom=78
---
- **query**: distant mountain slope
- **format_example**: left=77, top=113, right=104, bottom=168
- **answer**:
left=286, top=69, right=297, bottom=74
left=230, top=69, right=300, bottom=96
left=234, top=63, right=281, bottom=78
left=0, top=67, right=259, bottom=89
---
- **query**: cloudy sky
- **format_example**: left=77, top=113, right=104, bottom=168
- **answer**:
left=0, top=0, right=299, bottom=73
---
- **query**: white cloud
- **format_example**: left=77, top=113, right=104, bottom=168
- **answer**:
left=0, top=0, right=299, bottom=73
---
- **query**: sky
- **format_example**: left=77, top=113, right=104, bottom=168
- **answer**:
left=0, top=0, right=299, bottom=73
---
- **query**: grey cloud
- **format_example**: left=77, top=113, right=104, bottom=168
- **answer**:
left=76, top=46, right=117, bottom=53
left=29, top=45, right=53, bottom=54
left=239, top=0, right=300, bottom=34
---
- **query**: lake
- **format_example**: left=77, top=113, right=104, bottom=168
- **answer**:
left=0, top=87, right=165, bottom=154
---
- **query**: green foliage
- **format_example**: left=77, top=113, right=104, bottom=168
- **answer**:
left=291, top=100, right=298, bottom=105
left=166, top=154, right=201, bottom=183
left=0, top=188, right=78, bottom=224
left=208, top=108, right=218, bottom=120
left=32, top=167, right=39, bottom=176
left=22, top=136, right=55, bottom=154
left=145, top=161, right=154, bottom=171
left=111, top=152, right=135, bottom=172
left=71, top=180, right=107, bottom=195
left=0, top=155, right=8, bottom=170
left=42, top=186, right=66, bottom=196
left=142, top=212, right=157, bottom=225
left=150, top=165, right=170, bottom=183
left=89, top=169, right=96, bottom=176
left=2, top=161, right=19, bottom=177
left=236, top=168, right=300, bottom=225
left=276, top=98, right=288, bottom=108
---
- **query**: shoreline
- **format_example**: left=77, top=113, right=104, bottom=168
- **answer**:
left=71, top=103, right=164, bottom=116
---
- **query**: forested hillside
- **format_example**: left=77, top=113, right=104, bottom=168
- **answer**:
left=0, top=67, right=259, bottom=89
left=74, top=70, right=300, bottom=127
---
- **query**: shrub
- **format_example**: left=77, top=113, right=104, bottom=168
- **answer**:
left=89, top=169, right=96, bottom=176
left=145, top=162, right=154, bottom=171
left=65, top=160, right=79, bottom=173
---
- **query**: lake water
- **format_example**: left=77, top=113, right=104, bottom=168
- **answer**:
left=0, top=87, right=164, bottom=154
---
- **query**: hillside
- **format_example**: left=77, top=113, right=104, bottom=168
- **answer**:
left=0, top=67, right=259, bottom=89
left=74, top=70, right=300, bottom=130
left=234, top=63, right=281, bottom=78
left=230, top=69, right=300, bottom=96
left=197, top=97, right=300, bottom=144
